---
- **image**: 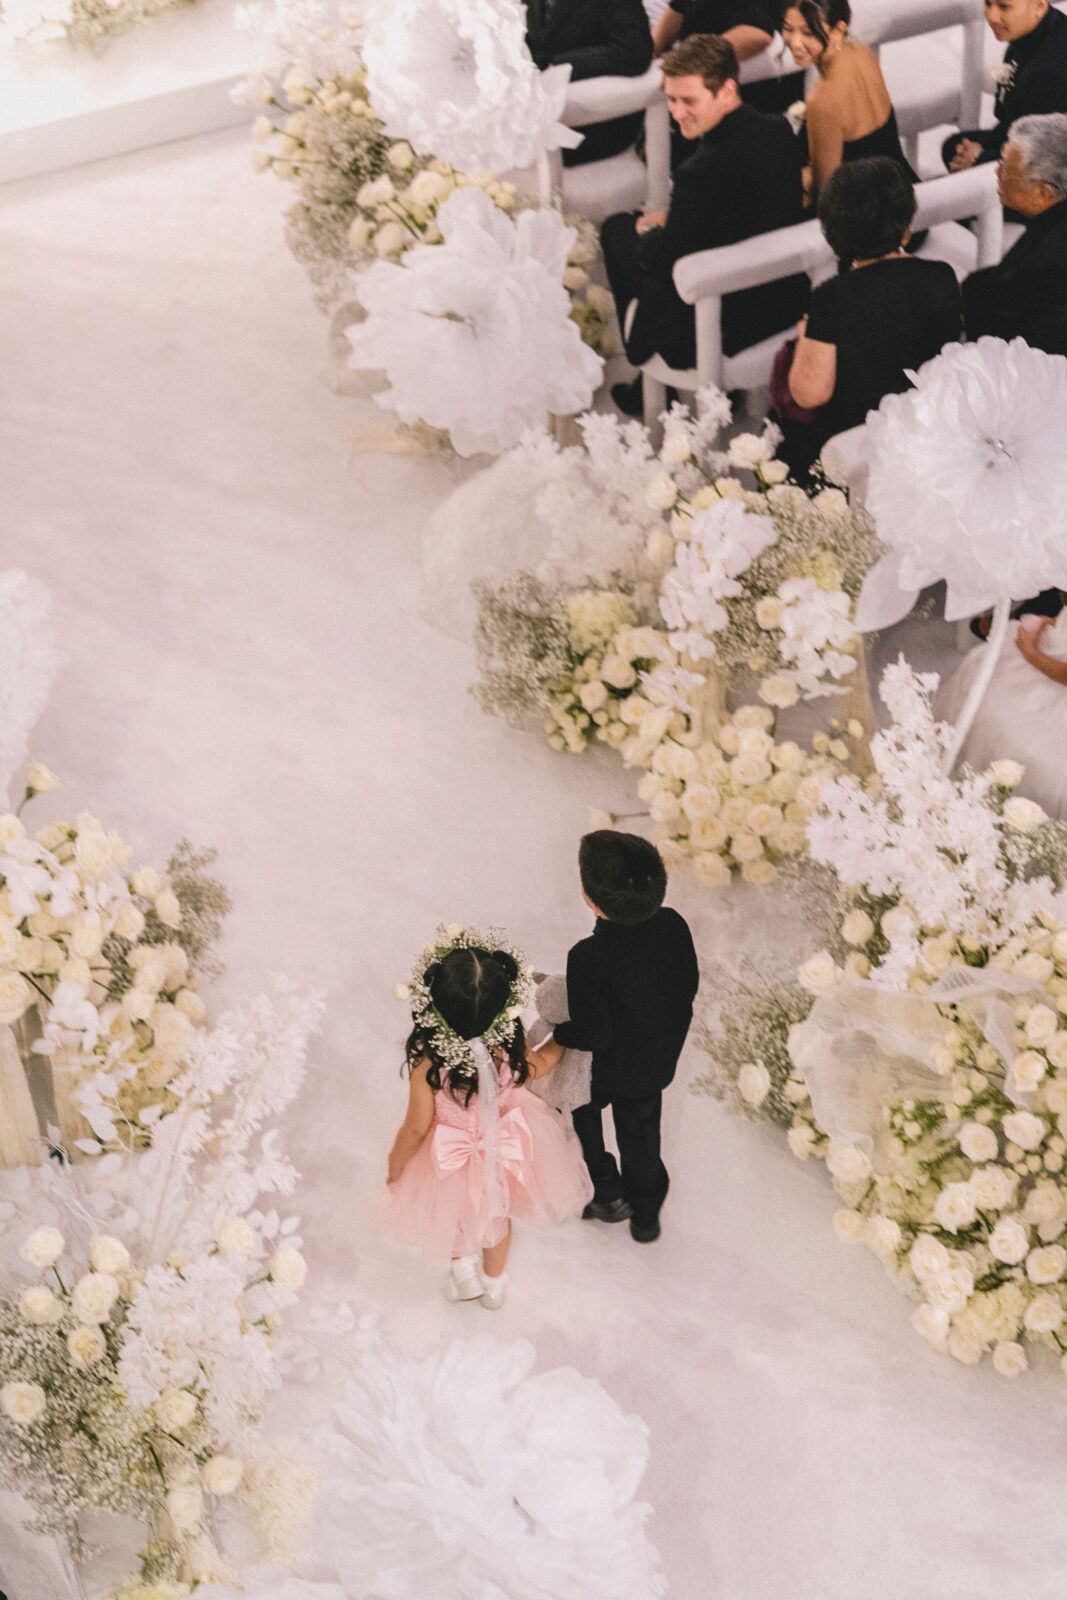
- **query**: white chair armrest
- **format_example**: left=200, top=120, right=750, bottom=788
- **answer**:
left=738, top=40, right=789, bottom=85
left=673, top=219, right=829, bottom=304
left=563, top=62, right=663, bottom=126
left=911, top=163, right=997, bottom=228
left=851, top=0, right=981, bottom=47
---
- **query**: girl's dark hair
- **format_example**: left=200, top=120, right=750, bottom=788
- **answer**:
left=781, top=0, right=851, bottom=45
left=818, top=156, right=916, bottom=265
left=405, top=946, right=528, bottom=1105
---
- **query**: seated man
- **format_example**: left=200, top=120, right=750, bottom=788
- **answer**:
left=525, top=0, right=654, bottom=166
left=945, top=0, right=1067, bottom=172
left=962, top=112, right=1067, bottom=355
left=652, top=0, right=801, bottom=114
left=601, top=32, right=809, bottom=412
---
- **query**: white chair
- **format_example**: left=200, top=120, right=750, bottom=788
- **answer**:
left=635, top=163, right=1002, bottom=433
left=851, top=0, right=986, bottom=170
left=540, top=63, right=670, bottom=222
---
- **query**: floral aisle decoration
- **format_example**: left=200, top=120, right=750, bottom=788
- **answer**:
left=0, top=0, right=201, bottom=51
left=0, top=766, right=230, bottom=1168
left=0, top=980, right=322, bottom=1592
left=698, top=661, right=1067, bottom=1375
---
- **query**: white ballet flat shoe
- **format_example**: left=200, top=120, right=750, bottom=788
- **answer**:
left=444, top=1256, right=484, bottom=1302
left=480, top=1271, right=508, bottom=1310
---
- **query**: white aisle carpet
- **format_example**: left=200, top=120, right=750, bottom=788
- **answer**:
left=5, top=129, right=1067, bottom=1600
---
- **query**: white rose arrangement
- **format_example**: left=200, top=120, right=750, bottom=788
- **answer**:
left=0, top=0, right=203, bottom=49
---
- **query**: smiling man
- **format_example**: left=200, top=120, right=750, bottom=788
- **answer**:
left=600, top=33, right=808, bottom=413
left=944, top=0, right=1067, bottom=171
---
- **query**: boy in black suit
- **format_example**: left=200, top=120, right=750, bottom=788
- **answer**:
left=550, top=831, right=699, bottom=1243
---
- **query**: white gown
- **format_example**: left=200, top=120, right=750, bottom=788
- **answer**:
left=937, top=612, right=1067, bottom=818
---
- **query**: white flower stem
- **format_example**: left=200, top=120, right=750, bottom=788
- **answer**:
left=940, top=595, right=1011, bottom=777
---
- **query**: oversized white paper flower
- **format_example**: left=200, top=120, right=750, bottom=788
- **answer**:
left=858, top=338, right=1067, bottom=628
left=361, top=0, right=581, bottom=173
left=347, top=188, right=603, bottom=457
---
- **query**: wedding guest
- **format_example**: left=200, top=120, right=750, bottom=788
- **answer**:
left=781, top=0, right=915, bottom=201
left=382, top=938, right=591, bottom=1309
left=654, top=0, right=803, bottom=127
left=524, top=0, right=654, bottom=166
left=601, top=32, right=808, bottom=414
left=778, top=157, right=962, bottom=480
left=944, top=0, right=1067, bottom=173
left=962, top=113, right=1067, bottom=357
left=551, top=831, right=699, bottom=1243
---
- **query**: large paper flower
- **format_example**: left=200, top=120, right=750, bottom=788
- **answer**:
left=362, top=0, right=581, bottom=173
left=856, top=338, right=1067, bottom=628
left=315, top=1335, right=665, bottom=1600
left=347, top=187, right=603, bottom=457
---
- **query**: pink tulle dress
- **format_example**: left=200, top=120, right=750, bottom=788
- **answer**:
left=380, top=1061, right=593, bottom=1265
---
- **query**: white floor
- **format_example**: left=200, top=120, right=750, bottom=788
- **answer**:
left=6, top=127, right=1067, bottom=1600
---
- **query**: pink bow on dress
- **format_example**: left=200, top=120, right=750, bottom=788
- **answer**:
left=432, top=1106, right=531, bottom=1179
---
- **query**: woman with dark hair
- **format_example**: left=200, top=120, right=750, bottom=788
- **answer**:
left=776, top=157, right=962, bottom=479
left=781, top=0, right=914, bottom=200
left=382, top=932, right=591, bottom=1309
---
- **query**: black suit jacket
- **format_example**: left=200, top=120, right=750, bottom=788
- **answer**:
left=978, top=6, right=1067, bottom=161
left=525, top=0, right=653, bottom=165
left=962, top=197, right=1067, bottom=357
left=553, top=907, right=700, bottom=1100
left=626, top=101, right=808, bottom=367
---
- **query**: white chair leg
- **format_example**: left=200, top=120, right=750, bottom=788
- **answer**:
left=642, top=375, right=667, bottom=442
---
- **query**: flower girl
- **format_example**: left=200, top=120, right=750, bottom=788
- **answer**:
left=382, top=926, right=592, bottom=1309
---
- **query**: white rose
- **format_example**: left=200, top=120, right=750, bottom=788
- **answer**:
left=202, top=1454, right=244, bottom=1496
left=131, top=866, right=163, bottom=899
left=992, top=1340, right=1028, bottom=1377
left=645, top=471, right=679, bottom=511
left=841, top=909, right=874, bottom=947
left=738, top=1061, right=771, bottom=1107
left=24, top=760, right=60, bottom=794
left=987, top=759, right=1024, bottom=790
left=925, top=1264, right=974, bottom=1314
left=947, top=1327, right=984, bottom=1365
left=741, top=858, right=778, bottom=886
left=155, top=1388, right=198, bottom=1429
left=1, top=1381, right=46, bottom=1424
left=72, top=1272, right=119, bottom=1325
left=911, top=1303, right=949, bottom=1345
left=123, top=987, right=156, bottom=1023
left=111, top=900, right=145, bottom=942
left=348, top=215, right=374, bottom=252
left=881, top=905, right=917, bottom=942
left=74, top=829, right=110, bottom=876
left=772, top=741, right=804, bottom=773
left=692, top=852, right=732, bottom=888
left=1024, top=1183, right=1066, bottom=1224
left=958, top=1122, right=999, bottom=1163
left=67, top=1325, right=107, bottom=1369
left=728, top=432, right=773, bottom=469
left=1024, top=1292, right=1064, bottom=1332
left=1011, top=1049, right=1048, bottom=1091
left=89, top=1235, right=130, bottom=1275
left=20, top=1226, right=64, bottom=1268
left=1003, top=796, right=1046, bottom=833
left=813, top=487, right=849, bottom=521
left=787, top=1124, right=815, bottom=1159
left=864, top=1216, right=901, bottom=1260
left=166, top=1483, right=204, bottom=1531
left=832, top=1208, right=866, bottom=1243
left=1025, top=1005, right=1058, bottom=1045
left=731, top=753, right=772, bottom=787
left=152, top=888, right=181, bottom=929
left=754, top=596, right=783, bottom=631
left=1026, top=1243, right=1067, bottom=1283
left=356, top=174, right=395, bottom=207
left=386, top=141, right=414, bottom=170
left=933, top=1182, right=977, bottom=1233
left=1002, top=1110, right=1047, bottom=1151
left=909, top=1234, right=951, bottom=1282
left=19, top=1285, right=62, bottom=1325
left=579, top=680, right=608, bottom=713
left=1047, top=1035, right=1067, bottom=1072
left=152, top=1003, right=192, bottom=1059
left=762, top=458, right=791, bottom=484
left=649, top=791, right=680, bottom=825
left=646, top=527, right=676, bottom=565
left=689, top=816, right=728, bottom=852
left=374, top=221, right=409, bottom=257
left=758, top=673, right=799, bottom=710
left=734, top=706, right=775, bottom=731
left=729, top=831, right=764, bottom=864
left=393, top=983, right=411, bottom=1002
left=1016, top=951, right=1055, bottom=984
left=269, top=1246, right=307, bottom=1292
left=989, top=1216, right=1030, bottom=1264
left=408, top=168, right=451, bottom=207
left=970, top=1164, right=1018, bottom=1211
left=825, top=1138, right=872, bottom=1184
left=660, top=431, right=693, bottom=464
left=0, top=971, right=31, bottom=1026
left=680, top=784, right=718, bottom=822
left=215, top=1216, right=256, bottom=1257
left=174, top=987, right=206, bottom=1024
left=798, top=951, right=839, bottom=995
left=601, top=655, right=638, bottom=690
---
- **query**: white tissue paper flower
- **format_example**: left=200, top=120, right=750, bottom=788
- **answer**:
left=858, top=339, right=1067, bottom=626
left=362, top=0, right=581, bottom=173
left=347, top=188, right=603, bottom=457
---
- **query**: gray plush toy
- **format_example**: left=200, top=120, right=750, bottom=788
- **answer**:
left=524, top=973, right=592, bottom=1115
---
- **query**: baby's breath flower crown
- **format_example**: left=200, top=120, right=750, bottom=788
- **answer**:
left=395, top=923, right=533, bottom=1074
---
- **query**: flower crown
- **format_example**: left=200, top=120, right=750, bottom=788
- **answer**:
left=394, top=922, right=533, bottom=1075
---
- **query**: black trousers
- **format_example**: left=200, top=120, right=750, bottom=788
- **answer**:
left=601, top=210, right=644, bottom=361
left=572, top=1092, right=669, bottom=1226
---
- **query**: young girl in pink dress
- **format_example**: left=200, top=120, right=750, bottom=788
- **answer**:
left=382, top=927, right=593, bottom=1309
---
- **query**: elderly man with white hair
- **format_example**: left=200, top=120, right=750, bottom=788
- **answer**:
left=962, top=112, right=1067, bottom=356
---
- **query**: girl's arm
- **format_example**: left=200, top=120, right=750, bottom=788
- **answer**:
left=526, top=1037, right=565, bottom=1079
left=1016, top=619, right=1067, bottom=685
left=387, top=1059, right=436, bottom=1185
left=723, top=23, right=773, bottom=61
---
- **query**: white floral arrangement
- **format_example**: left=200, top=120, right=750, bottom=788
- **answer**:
left=0, top=0, right=200, bottom=50
left=0, top=980, right=322, bottom=1589
left=395, top=922, right=532, bottom=1077
left=0, top=767, right=230, bottom=1162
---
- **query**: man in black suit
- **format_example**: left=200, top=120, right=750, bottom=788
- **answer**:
left=963, top=112, right=1067, bottom=354
left=600, top=32, right=808, bottom=412
left=525, top=0, right=654, bottom=166
left=653, top=0, right=803, bottom=115
left=551, top=831, right=699, bottom=1244
left=944, top=0, right=1067, bottom=172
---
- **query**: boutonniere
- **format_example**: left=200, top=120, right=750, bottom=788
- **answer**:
left=785, top=100, right=807, bottom=134
left=991, top=60, right=1016, bottom=91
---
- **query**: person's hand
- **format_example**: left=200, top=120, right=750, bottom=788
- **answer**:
left=949, top=138, right=982, bottom=173
left=636, top=211, right=667, bottom=235
left=1016, top=618, right=1049, bottom=659
left=796, top=314, right=809, bottom=338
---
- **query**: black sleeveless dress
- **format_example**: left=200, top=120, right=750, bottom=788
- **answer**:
left=800, top=108, right=917, bottom=183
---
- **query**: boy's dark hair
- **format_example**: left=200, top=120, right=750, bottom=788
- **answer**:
left=579, top=830, right=667, bottom=925
left=405, top=946, right=528, bottom=1105
left=817, top=156, right=916, bottom=265
left=660, top=33, right=739, bottom=94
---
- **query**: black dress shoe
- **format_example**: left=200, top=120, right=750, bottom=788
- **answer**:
left=610, top=378, right=644, bottom=417
left=582, top=1198, right=633, bottom=1222
left=630, top=1217, right=661, bottom=1243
